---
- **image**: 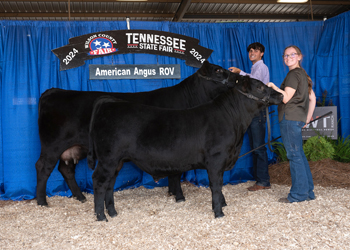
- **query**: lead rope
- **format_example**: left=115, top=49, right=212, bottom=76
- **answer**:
left=239, top=109, right=274, bottom=158
left=266, top=106, right=274, bottom=152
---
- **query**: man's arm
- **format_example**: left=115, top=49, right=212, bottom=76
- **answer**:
left=228, top=67, right=241, bottom=74
left=250, top=63, right=269, bottom=84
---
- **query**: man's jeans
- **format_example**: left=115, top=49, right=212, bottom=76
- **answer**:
left=247, top=109, right=270, bottom=187
left=279, top=115, right=315, bottom=202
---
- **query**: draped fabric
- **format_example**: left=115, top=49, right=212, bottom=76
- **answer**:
left=316, top=11, right=350, bottom=137
left=0, top=13, right=348, bottom=200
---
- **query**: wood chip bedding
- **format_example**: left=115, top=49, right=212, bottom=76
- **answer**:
left=1, top=181, right=349, bottom=249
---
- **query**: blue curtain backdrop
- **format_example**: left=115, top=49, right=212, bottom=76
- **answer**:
left=316, top=11, right=350, bottom=138
left=0, top=11, right=349, bottom=200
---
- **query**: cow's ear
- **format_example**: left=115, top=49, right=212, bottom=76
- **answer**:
left=198, top=60, right=210, bottom=76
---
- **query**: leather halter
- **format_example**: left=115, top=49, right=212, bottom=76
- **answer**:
left=236, top=88, right=270, bottom=105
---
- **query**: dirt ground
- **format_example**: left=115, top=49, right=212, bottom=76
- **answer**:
left=269, top=158, right=350, bottom=189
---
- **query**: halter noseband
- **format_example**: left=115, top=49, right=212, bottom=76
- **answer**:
left=236, top=89, right=270, bottom=105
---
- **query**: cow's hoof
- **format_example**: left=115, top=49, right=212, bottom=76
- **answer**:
left=79, top=197, right=87, bottom=203
left=97, top=214, right=108, bottom=222
left=73, top=194, right=87, bottom=203
left=97, top=218, right=108, bottom=222
left=37, top=200, right=48, bottom=206
left=214, top=212, right=225, bottom=218
left=72, top=196, right=87, bottom=203
left=176, top=198, right=186, bottom=203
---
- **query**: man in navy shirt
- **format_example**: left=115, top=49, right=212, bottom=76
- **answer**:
left=229, top=42, right=271, bottom=191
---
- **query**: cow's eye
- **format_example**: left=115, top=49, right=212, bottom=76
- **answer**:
left=216, top=68, right=223, bottom=73
left=258, top=85, right=265, bottom=92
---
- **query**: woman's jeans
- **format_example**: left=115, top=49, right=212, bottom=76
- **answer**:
left=247, top=109, right=270, bottom=187
left=279, top=115, right=315, bottom=202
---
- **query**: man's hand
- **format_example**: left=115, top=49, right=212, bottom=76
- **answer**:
left=228, top=67, right=241, bottom=74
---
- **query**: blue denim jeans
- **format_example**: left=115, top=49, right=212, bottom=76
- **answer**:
left=279, top=115, right=315, bottom=202
left=247, top=109, right=270, bottom=187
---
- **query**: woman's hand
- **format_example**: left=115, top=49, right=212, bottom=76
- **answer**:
left=266, top=82, right=294, bottom=104
left=267, top=82, right=276, bottom=89
left=266, top=82, right=277, bottom=90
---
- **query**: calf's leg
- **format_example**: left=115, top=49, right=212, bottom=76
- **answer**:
left=168, top=174, right=185, bottom=202
left=168, top=175, right=176, bottom=195
left=104, top=165, right=123, bottom=218
left=92, top=162, right=113, bottom=222
left=207, top=169, right=225, bottom=218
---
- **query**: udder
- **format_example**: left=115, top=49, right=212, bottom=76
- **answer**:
left=60, top=145, right=87, bottom=165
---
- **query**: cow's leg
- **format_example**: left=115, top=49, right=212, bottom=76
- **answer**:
left=168, top=174, right=185, bottom=202
left=207, top=169, right=225, bottom=218
left=35, top=155, right=58, bottom=206
left=58, top=160, right=86, bottom=202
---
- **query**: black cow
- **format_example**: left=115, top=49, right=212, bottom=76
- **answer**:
left=88, top=77, right=283, bottom=221
left=36, top=61, right=239, bottom=206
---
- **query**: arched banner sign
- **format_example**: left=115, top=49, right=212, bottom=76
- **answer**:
left=52, top=30, right=213, bottom=71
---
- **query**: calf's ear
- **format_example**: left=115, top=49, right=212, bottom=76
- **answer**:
left=198, top=60, right=211, bottom=76
left=241, top=76, right=252, bottom=92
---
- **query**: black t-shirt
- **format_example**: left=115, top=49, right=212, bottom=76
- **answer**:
left=278, top=68, right=309, bottom=123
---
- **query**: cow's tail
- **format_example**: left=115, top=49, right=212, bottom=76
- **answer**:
left=87, top=95, right=114, bottom=170
left=87, top=95, right=125, bottom=170
left=87, top=103, right=98, bottom=170
left=87, top=134, right=97, bottom=170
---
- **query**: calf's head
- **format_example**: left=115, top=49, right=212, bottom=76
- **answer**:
left=238, top=77, right=283, bottom=107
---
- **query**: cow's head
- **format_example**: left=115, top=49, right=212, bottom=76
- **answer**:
left=197, top=61, right=238, bottom=90
left=238, top=76, right=283, bottom=106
